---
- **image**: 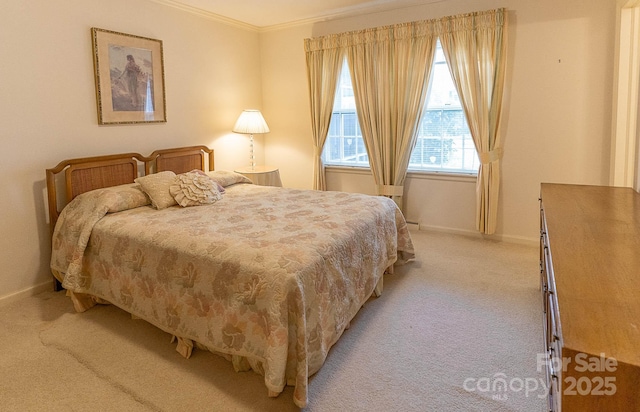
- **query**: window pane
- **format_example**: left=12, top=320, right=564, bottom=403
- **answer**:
left=322, top=44, right=478, bottom=174
left=409, top=40, right=477, bottom=173
left=322, top=61, right=368, bottom=167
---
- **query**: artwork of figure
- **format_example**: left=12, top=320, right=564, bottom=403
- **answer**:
left=108, top=45, right=154, bottom=112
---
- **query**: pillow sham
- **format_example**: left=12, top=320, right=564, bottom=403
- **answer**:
left=170, top=170, right=223, bottom=207
left=104, top=183, right=151, bottom=213
left=205, top=170, right=253, bottom=187
left=134, top=171, right=177, bottom=210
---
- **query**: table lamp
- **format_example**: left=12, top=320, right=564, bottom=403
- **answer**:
left=232, top=109, right=270, bottom=171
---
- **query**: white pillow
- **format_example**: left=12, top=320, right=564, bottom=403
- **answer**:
left=134, top=171, right=177, bottom=210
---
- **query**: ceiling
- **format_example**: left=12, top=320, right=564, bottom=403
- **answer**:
left=161, top=0, right=445, bottom=29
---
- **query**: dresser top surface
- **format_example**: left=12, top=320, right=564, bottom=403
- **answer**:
left=541, top=183, right=640, bottom=366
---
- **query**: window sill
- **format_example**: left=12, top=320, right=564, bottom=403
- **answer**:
left=325, top=165, right=477, bottom=183
left=406, top=170, right=477, bottom=183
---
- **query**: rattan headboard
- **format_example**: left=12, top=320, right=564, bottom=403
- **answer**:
left=45, top=145, right=214, bottom=236
left=150, top=146, right=214, bottom=175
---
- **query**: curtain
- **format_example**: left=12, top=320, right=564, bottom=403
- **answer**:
left=303, top=8, right=508, bottom=232
left=345, top=22, right=437, bottom=209
left=438, top=9, right=508, bottom=234
left=304, top=36, right=345, bottom=190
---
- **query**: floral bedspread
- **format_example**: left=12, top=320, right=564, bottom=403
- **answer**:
left=50, top=182, right=415, bottom=407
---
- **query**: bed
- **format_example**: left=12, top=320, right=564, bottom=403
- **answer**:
left=46, top=145, right=415, bottom=407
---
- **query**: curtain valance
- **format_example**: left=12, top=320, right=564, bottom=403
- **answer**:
left=436, top=9, right=506, bottom=34
left=304, top=8, right=505, bottom=50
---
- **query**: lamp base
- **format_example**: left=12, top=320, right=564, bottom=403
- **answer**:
left=249, top=133, right=255, bottom=171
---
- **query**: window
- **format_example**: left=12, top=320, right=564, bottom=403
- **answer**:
left=322, top=41, right=478, bottom=174
left=322, top=64, right=369, bottom=166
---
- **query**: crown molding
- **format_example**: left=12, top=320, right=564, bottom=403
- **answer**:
left=149, top=0, right=335, bottom=32
left=259, top=0, right=447, bottom=32
left=148, top=0, right=260, bottom=32
left=149, top=0, right=447, bottom=33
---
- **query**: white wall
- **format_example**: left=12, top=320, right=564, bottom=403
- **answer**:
left=260, top=24, right=315, bottom=188
left=261, top=0, right=617, bottom=243
left=0, top=0, right=262, bottom=301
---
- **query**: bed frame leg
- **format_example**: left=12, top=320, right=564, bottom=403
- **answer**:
left=53, top=277, right=63, bottom=291
left=373, top=276, right=384, bottom=297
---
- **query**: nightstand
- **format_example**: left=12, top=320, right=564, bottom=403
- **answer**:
left=234, top=166, right=282, bottom=187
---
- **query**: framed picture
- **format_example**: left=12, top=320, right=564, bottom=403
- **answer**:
left=91, top=28, right=166, bottom=125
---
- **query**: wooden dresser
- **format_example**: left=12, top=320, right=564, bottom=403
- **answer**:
left=539, top=183, right=640, bottom=411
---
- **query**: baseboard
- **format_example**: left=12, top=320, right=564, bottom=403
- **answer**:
left=485, top=232, right=539, bottom=247
left=0, top=281, right=52, bottom=308
left=406, top=222, right=420, bottom=231
left=417, top=224, right=538, bottom=247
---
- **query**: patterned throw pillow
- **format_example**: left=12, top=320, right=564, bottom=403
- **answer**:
left=170, top=170, right=223, bottom=207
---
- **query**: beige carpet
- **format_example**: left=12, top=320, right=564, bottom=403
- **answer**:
left=0, top=230, right=546, bottom=411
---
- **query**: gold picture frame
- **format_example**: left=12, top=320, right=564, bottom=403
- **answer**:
left=91, top=28, right=166, bottom=125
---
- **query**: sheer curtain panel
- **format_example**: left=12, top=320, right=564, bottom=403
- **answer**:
left=345, top=22, right=437, bottom=209
left=438, top=9, right=508, bottom=234
left=304, top=36, right=344, bottom=191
